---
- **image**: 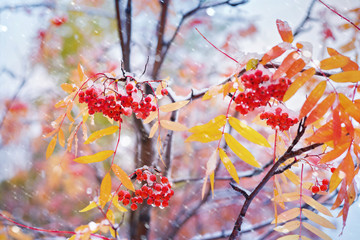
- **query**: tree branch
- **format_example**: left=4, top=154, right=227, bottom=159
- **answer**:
left=115, top=0, right=126, bottom=67
left=229, top=118, right=323, bottom=239
left=293, top=0, right=317, bottom=37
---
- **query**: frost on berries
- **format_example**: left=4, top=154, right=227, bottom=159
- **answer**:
left=78, top=77, right=158, bottom=121
left=234, top=68, right=298, bottom=131
left=117, top=169, right=173, bottom=211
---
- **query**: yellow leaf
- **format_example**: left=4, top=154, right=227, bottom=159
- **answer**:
left=302, top=222, right=332, bottom=240
left=299, top=81, right=327, bottom=119
left=338, top=93, right=360, bottom=123
left=160, top=120, right=187, bottom=131
left=283, top=68, right=315, bottom=102
left=54, top=100, right=67, bottom=108
left=79, top=201, right=98, bottom=213
left=306, top=93, right=336, bottom=126
left=73, top=150, right=114, bottom=164
left=149, top=121, right=159, bottom=138
left=66, top=101, right=75, bottom=122
left=276, top=235, right=299, bottom=240
left=84, top=126, right=119, bottom=144
left=202, top=85, right=223, bottom=100
left=99, top=173, right=112, bottom=208
left=58, top=129, right=65, bottom=147
left=283, top=170, right=300, bottom=185
left=61, top=83, right=76, bottom=93
left=272, top=208, right=300, bottom=224
left=210, top=172, right=215, bottom=197
left=202, top=149, right=218, bottom=199
left=274, top=220, right=300, bottom=233
left=276, top=19, right=294, bottom=43
left=189, top=115, right=226, bottom=133
left=224, top=133, right=260, bottom=168
left=320, top=55, right=350, bottom=70
left=112, top=164, right=135, bottom=192
left=246, top=58, right=259, bottom=71
left=219, top=148, right=239, bottom=183
left=46, top=135, right=57, bottom=159
left=185, top=130, right=222, bottom=143
left=302, top=209, right=336, bottom=229
left=302, top=195, right=333, bottom=217
left=330, top=71, right=360, bottom=83
left=106, top=209, right=115, bottom=224
left=228, top=116, right=270, bottom=147
left=273, top=192, right=300, bottom=203
left=143, top=111, right=158, bottom=124
left=112, top=195, right=127, bottom=212
left=159, top=100, right=189, bottom=112
left=78, top=63, right=86, bottom=85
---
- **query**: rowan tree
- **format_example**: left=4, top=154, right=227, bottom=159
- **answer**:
left=0, top=0, right=360, bottom=240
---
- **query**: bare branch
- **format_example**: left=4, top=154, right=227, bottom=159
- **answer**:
left=229, top=182, right=250, bottom=199
left=293, top=0, right=317, bottom=37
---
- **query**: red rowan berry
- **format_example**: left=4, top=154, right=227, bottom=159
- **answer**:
left=131, top=203, right=138, bottom=211
left=126, top=83, right=134, bottom=92
left=161, top=177, right=168, bottom=184
left=155, top=184, right=162, bottom=192
left=320, top=184, right=328, bottom=191
left=150, top=174, right=157, bottom=182
left=331, top=167, right=336, bottom=173
left=147, top=198, right=154, bottom=205
left=162, top=201, right=169, bottom=208
left=311, top=185, right=320, bottom=194
left=145, top=96, right=151, bottom=103
left=322, top=179, right=329, bottom=185
left=161, top=89, right=168, bottom=96
left=123, top=199, right=130, bottom=206
left=125, top=192, right=131, bottom=199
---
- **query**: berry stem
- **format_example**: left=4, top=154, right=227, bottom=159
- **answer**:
left=195, top=28, right=239, bottom=64
left=0, top=212, right=111, bottom=240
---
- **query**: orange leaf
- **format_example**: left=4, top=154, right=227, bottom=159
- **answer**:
left=339, top=93, right=360, bottom=123
left=327, top=47, right=359, bottom=71
left=273, top=51, right=299, bottom=79
left=299, top=81, right=327, bottom=119
left=286, top=58, right=306, bottom=79
left=305, top=120, right=333, bottom=143
left=283, top=67, right=315, bottom=102
left=77, top=63, right=86, bottom=85
left=305, top=93, right=336, bottom=126
left=276, top=19, right=294, bottom=43
left=341, top=151, right=355, bottom=186
left=320, top=142, right=350, bottom=163
left=260, top=44, right=287, bottom=65
left=333, top=107, right=342, bottom=145
left=112, top=164, right=135, bottom=192
left=320, top=55, right=350, bottom=70
left=330, top=71, right=360, bottom=83
left=46, top=135, right=57, bottom=159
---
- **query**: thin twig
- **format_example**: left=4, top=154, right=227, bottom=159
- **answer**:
left=293, top=0, right=317, bottom=36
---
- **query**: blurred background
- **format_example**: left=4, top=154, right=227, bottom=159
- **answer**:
left=0, top=0, right=359, bottom=239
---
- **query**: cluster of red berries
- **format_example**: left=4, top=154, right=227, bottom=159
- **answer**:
left=260, top=107, right=299, bottom=131
left=117, top=169, right=174, bottom=211
left=311, top=179, right=329, bottom=194
left=78, top=82, right=158, bottom=121
left=234, top=70, right=292, bottom=115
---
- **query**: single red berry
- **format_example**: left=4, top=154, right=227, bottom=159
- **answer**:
left=145, top=96, right=151, bottom=103
left=131, top=203, right=138, bottom=211
left=147, top=198, right=154, bottom=205
left=311, top=185, right=320, bottom=194
left=126, top=83, right=134, bottom=92
left=125, top=192, right=131, bottom=199
left=161, top=177, right=168, bottom=184
left=150, top=174, right=157, bottom=182
left=155, top=184, right=162, bottom=192
left=161, top=89, right=168, bottom=96
left=331, top=167, right=336, bottom=173
left=162, top=201, right=169, bottom=208
left=322, top=179, right=329, bottom=185
left=122, top=199, right=130, bottom=206
left=320, top=184, right=328, bottom=191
